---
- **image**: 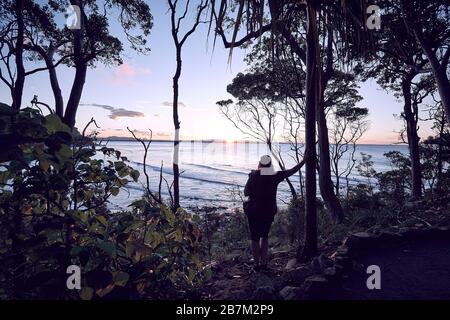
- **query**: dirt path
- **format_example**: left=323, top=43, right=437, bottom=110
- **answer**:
left=202, top=250, right=295, bottom=300
left=328, top=238, right=450, bottom=300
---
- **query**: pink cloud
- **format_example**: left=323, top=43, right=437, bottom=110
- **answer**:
left=107, top=62, right=151, bottom=85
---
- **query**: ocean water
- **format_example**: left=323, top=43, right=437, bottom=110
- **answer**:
left=105, top=141, right=408, bottom=211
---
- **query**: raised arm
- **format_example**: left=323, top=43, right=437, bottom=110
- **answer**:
left=278, top=159, right=306, bottom=180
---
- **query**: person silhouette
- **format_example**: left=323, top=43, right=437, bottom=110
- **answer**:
left=244, top=154, right=306, bottom=271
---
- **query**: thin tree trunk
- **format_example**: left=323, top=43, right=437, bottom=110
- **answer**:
left=12, top=0, right=25, bottom=110
left=436, top=113, right=445, bottom=189
left=172, top=47, right=182, bottom=211
left=402, top=76, right=422, bottom=199
left=298, top=1, right=318, bottom=261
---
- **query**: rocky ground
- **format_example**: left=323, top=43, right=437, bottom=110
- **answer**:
left=200, top=247, right=339, bottom=300
left=197, top=196, right=450, bottom=300
left=201, top=225, right=450, bottom=300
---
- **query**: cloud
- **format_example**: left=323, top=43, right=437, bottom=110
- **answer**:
left=161, top=101, right=187, bottom=108
left=126, top=129, right=172, bottom=140
left=155, top=131, right=172, bottom=137
left=81, top=103, right=145, bottom=120
left=108, top=62, right=151, bottom=85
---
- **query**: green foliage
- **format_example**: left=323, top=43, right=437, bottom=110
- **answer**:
left=198, top=210, right=249, bottom=259
left=0, top=106, right=205, bottom=299
left=375, top=151, right=411, bottom=203
left=272, top=196, right=305, bottom=245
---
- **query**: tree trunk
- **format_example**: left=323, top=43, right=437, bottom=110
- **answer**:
left=44, top=47, right=64, bottom=118
left=317, top=21, right=344, bottom=223
left=64, top=63, right=87, bottom=128
left=402, top=76, right=422, bottom=199
left=63, top=0, right=86, bottom=128
left=317, top=98, right=344, bottom=223
left=414, top=31, right=450, bottom=126
left=172, top=47, right=182, bottom=211
left=297, top=1, right=318, bottom=261
left=431, top=66, right=450, bottom=126
left=436, top=112, right=445, bottom=189
left=12, top=0, right=25, bottom=110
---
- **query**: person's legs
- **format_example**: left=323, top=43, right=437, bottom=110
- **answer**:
left=251, top=240, right=261, bottom=266
left=248, top=215, right=261, bottom=267
left=259, top=237, right=269, bottom=266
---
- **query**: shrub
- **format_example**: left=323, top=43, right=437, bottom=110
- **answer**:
left=0, top=106, right=207, bottom=299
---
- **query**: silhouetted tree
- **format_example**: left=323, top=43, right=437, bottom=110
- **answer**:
left=397, top=0, right=450, bottom=126
left=211, top=0, right=371, bottom=260
left=168, top=0, right=208, bottom=211
left=217, top=71, right=299, bottom=197
left=0, top=0, right=153, bottom=127
left=361, top=7, right=435, bottom=199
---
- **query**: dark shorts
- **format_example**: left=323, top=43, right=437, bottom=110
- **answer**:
left=247, top=214, right=274, bottom=241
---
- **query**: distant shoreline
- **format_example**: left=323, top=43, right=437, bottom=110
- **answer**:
left=101, top=136, right=406, bottom=146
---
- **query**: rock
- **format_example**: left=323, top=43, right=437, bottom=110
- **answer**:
left=351, top=231, right=378, bottom=248
left=399, top=227, right=412, bottom=236
left=271, top=250, right=289, bottom=257
left=318, top=253, right=333, bottom=269
left=251, top=286, right=276, bottom=300
left=334, top=255, right=352, bottom=272
left=310, top=253, right=333, bottom=273
left=378, top=231, right=402, bottom=244
left=279, top=286, right=303, bottom=300
left=437, top=226, right=450, bottom=238
left=252, top=272, right=274, bottom=289
left=220, top=288, right=248, bottom=300
left=342, top=235, right=361, bottom=252
left=322, top=266, right=338, bottom=281
left=303, top=275, right=328, bottom=299
left=353, top=232, right=373, bottom=240
left=330, top=245, right=350, bottom=260
left=286, top=266, right=312, bottom=285
left=311, top=257, right=322, bottom=273
left=333, top=263, right=345, bottom=277
left=335, top=245, right=349, bottom=256
left=223, top=252, right=240, bottom=262
left=285, top=258, right=298, bottom=271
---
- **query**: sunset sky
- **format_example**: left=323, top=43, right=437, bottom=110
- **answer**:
left=0, top=1, right=436, bottom=144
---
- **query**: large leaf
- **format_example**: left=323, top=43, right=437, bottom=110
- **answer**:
left=80, top=287, right=94, bottom=300
left=45, top=114, right=70, bottom=134
left=96, top=240, right=116, bottom=258
left=114, top=271, right=130, bottom=287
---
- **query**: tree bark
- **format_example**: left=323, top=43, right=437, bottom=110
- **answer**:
left=172, top=47, right=182, bottom=211
left=317, top=93, right=344, bottom=223
left=317, top=21, right=344, bottom=223
left=12, top=0, right=25, bottom=110
left=298, top=1, right=318, bottom=261
left=40, top=46, right=64, bottom=118
left=402, top=75, right=422, bottom=199
left=63, top=0, right=86, bottom=128
left=414, top=31, right=450, bottom=126
left=46, top=48, right=64, bottom=118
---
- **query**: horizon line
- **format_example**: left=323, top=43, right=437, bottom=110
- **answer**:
left=99, top=136, right=407, bottom=146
